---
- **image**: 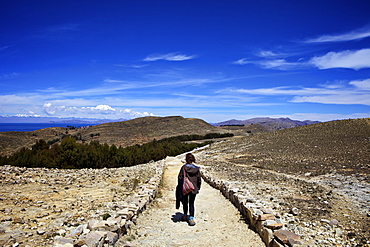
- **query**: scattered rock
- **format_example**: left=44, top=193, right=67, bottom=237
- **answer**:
left=12, top=217, right=24, bottom=224
left=0, top=160, right=164, bottom=246
left=265, top=222, right=283, bottom=230
left=290, top=207, right=299, bottom=216
left=273, top=229, right=300, bottom=244
left=258, top=214, right=275, bottom=221
left=329, top=219, right=338, bottom=226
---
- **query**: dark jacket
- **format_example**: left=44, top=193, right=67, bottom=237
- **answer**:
left=176, top=164, right=201, bottom=209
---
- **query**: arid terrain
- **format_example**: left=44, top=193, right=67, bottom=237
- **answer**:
left=0, top=117, right=369, bottom=246
left=0, top=162, right=163, bottom=246
left=197, top=118, right=370, bottom=246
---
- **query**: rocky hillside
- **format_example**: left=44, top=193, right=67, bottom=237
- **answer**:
left=0, top=127, right=67, bottom=157
left=76, top=116, right=228, bottom=147
left=227, top=118, right=370, bottom=179
left=197, top=117, right=370, bottom=245
left=217, top=123, right=269, bottom=136
left=0, top=116, right=229, bottom=156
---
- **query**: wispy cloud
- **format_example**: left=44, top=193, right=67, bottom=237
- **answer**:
left=233, top=58, right=250, bottom=65
left=114, top=64, right=148, bottom=69
left=0, top=45, right=11, bottom=52
left=258, top=59, right=305, bottom=70
left=291, top=94, right=370, bottom=105
left=234, top=48, right=370, bottom=71
left=0, top=72, right=19, bottom=79
left=256, top=50, right=286, bottom=58
left=45, top=23, right=80, bottom=34
left=228, top=79, right=370, bottom=106
left=232, top=86, right=340, bottom=96
left=143, top=53, right=197, bottom=62
left=310, top=48, right=370, bottom=70
left=305, top=26, right=370, bottom=43
left=233, top=58, right=306, bottom=70
left=32, top=23, right=81, bottom=41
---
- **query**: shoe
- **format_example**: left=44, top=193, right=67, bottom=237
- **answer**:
left=188, top=216, right=196, bottom=226
left=181, top=215, right=188, bottom=222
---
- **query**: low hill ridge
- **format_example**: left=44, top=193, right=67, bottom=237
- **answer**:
left=0, top=116, right=228, bottom=156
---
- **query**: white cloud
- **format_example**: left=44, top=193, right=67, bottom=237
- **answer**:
left=42, top=103, right=154, bottom=119
left=0, top=94, right=36, bottom=104
left=15, top=113, right=42, bottom=117
left=291, top=94, right=370, bottom=105
left=349, top=78, right=370, bottom=90
left=257, top=50, right=285, bottom=57
left=258, top=59, right=304, bottom=70
left=103, top=79, right=126, bottom=83
left=278, top=113, right=370, bottom=122
left=305, top=26, right=370, bottom=43
left=92, top=105, right=115, bottom=111
left=310, top=48, right=370, bottom=70
left=143, top=53, right=196, bottom=62
left=230, top=79, right=370, bottom=106
left=233, top=57, right=308, bottom=70
left=233, top=58, right=250, bottom=65
left=239, top=48, right=370, bottom=70
left=114, top=64, right=148, bottom=69
left=232, top=86, right=339, bottom=96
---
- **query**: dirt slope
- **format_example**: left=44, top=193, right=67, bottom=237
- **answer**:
left=195, top=118, right=370, bottom=246
left=78, top=116, right=228, bottom=147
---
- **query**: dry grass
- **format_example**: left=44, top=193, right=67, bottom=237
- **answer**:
left=228, top=118, right=370, bottom=179
left=197, top=118, right=370, bottom=245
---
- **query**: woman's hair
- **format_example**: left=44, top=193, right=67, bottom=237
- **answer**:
left=185, top=153, right=196, bottom=164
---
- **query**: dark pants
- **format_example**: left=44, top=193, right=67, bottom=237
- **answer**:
left=182, top=193, right=196, bottom=217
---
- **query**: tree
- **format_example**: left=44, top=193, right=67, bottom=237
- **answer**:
left=32, top=139, right=49, bottom=152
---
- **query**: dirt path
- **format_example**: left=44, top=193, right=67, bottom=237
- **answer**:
left=117, top=156, right=265, bottom=247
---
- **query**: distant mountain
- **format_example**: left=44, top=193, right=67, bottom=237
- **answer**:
left=215, top=117, right=320, bottom=131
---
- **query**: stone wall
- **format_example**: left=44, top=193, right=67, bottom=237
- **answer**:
left=201, top=168, right=306, bottom=247
left=52, top=160, right=164, bottom=247
left=52, top=157, right=302, bottom=247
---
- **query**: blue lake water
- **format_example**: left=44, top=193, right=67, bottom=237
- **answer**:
left=0, top=123, right=95, bottom=132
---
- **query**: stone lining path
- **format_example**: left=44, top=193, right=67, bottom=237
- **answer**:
left=117, top=156, right=265, bottom=247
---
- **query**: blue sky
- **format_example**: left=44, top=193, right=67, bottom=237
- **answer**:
left=1, top=1, right=370, bottom=123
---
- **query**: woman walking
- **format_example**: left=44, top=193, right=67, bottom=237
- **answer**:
left=176, top=153, right=201, bottom=226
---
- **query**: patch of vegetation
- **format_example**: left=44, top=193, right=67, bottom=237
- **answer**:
left=0, top=133, right=226, bottom=169
left=101, top=213, right=111, bottom=220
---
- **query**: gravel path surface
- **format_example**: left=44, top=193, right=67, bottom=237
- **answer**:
left=118, top=156, right=265, bottom=247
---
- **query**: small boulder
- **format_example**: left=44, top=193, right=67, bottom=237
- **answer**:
left=13, top=217, right=24, bottom=224
left=290, top=207, right=299, bottom=216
